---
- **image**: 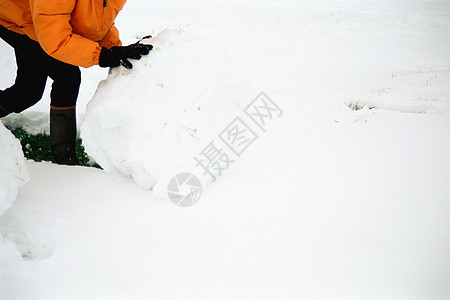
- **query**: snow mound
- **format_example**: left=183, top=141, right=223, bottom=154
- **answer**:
left=1, top=111, right=50, bottom=135
left=82, top=29, right=252, bottom=191
left=0, top=122, right=29, bottom=217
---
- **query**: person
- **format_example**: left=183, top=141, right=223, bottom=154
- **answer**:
left=0, top=0, right=152, bottom=165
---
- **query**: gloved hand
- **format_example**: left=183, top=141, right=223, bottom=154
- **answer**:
left=99, top=42, right=153, bottom=69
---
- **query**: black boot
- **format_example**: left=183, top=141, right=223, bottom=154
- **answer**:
left=50, top=107, right=82, bottom=166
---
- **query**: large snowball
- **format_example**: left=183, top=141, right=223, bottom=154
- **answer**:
left=82, top=29, right=252, bottom=192
left=0, top=122, right=29, bottom=217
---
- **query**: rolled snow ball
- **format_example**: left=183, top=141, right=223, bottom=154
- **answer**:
left=0, top=122, right=29, bottom=217
left=82, top=29, right=251, bottom=190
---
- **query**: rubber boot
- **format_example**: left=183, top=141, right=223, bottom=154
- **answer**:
left=50, top=107, right=82, bottom=166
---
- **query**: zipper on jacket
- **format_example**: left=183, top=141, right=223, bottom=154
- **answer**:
left=103, top=0, right=107, bottom=7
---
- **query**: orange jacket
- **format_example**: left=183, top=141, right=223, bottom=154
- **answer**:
left=0, top=0, right=126, bottom=67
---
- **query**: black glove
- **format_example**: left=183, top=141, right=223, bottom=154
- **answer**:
left=99, top=42, right=153, bottom=69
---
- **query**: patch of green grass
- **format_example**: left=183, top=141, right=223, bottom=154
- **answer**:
left=8, top=127, right=100, bottom=168
left=345, top=101, right=375, bottom=111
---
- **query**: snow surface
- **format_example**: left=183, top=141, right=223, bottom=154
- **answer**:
left=1, top=0, right=450, bottom=299
left=0, top=123, right=28, bottom=218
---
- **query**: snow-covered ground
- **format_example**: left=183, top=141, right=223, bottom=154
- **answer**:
left=1, top=0, right=450, bottom=298
left=0, top=123, right=28, bottom=217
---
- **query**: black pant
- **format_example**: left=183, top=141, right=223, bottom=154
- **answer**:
left=0, top=25, right=81, bottom=115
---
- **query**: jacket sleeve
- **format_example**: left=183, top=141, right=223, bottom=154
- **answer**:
left=99, top=24, right=122, bottom=49
left=29, top=0, right=102, bottom=68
